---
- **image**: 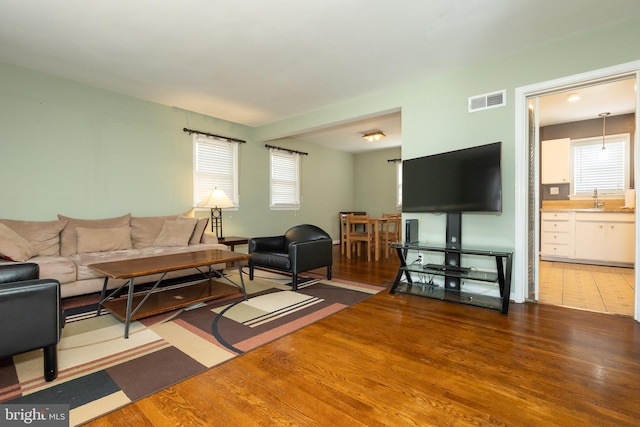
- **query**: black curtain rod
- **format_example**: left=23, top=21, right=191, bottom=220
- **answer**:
left=183, top=127, right=246, bottom=144
left=387, top=158, right=401, bottom=163
left=265, top=144, right=309, bottom=156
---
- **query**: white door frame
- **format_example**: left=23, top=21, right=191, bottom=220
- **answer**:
left=514, top=61, right=640, bottom=321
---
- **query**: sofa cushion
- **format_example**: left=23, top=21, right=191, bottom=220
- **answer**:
left=32, top=255, right=77, bottom=285
left=72, top=249, right=143, bottom=280
left=0, top=223, right=35, bottom=261
left=153, top=219, right=197, bottom=247
left=189, top=217, right=209, bottom=245
left=251, top=252, right=291, bottom=270
left=0, top=218, right=66, bottom=256
left=58, top=213, right=131, bottom=256
left=76, top=226, right=133, bottom=253
left=130, top=215, right=179, bottom=249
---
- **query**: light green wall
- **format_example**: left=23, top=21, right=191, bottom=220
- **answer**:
left=231, top=136, right=356, bottom=240
left=354, top=147, right=401, bottom=217
left=257, top=15, right=640, bottom=249
left=0, top=63, right=359, bottom=241
left=0, top=62, right=249, bottom=219
left=2, top=15, right=639, bottom=248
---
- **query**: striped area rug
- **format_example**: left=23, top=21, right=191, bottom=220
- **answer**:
left=0, top=270, right=384, bottom=426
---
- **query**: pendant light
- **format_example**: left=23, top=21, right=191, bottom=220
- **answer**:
left=598, top=112, right=610, bottom=160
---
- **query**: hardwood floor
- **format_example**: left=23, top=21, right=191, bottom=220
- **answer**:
left=84, top=246, right=640, bottom=426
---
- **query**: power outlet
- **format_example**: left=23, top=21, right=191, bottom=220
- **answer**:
left=417, top=253, right=423, bottom=264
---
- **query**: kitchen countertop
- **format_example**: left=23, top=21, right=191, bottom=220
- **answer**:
left=541, top=199, right=634, bottom=213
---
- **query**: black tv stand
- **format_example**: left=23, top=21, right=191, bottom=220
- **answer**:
left=390, top=242, right=513, bottom=314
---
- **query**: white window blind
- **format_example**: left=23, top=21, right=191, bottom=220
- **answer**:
left=193, top=135, right=238, bottom=206
left=270, top=149, right=300, bottom=210
left=572, top=135, right=627, bottom=196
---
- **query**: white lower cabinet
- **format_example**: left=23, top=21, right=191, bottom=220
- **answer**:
left=574, top=212, right=635, bottom=265
left=540, top=212, right=571, bottom=259
left=541, top=211, right=635, bottom=266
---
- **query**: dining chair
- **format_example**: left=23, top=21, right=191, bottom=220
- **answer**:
left=345, top=214, right=374, bottom=261
left=382, top=213, right=402, bottom=258
left=340, top=213, right=350, bottom=255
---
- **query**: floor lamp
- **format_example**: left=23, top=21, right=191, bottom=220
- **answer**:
left=197, top=188, right=234, bottom=240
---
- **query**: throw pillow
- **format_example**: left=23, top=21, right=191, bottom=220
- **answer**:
left=76, top=226, right=133, bottom=253
left=180, top=216, right=209, bottom=245
left=153, top=218, right=197, bottom=247
left=0, top=218, right=66, bottom=256
left=58, top=213, right=131, bottom=256
left=0, top=223, right=35, bottom=261
left=130, top=215, right=178, bottom=249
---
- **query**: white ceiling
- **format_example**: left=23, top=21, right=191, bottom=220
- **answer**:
left=291, top=111, right=402, bottom=153
left=538, top=78, right=637, bottom=127
left=0, top=0, right=639, bottom=152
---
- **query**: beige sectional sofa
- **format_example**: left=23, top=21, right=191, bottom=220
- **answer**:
left=0, top=212, right=228, bottom=298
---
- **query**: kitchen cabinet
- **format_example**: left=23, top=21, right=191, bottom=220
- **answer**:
left=541, top=138, right=571, bottom=184
left=540, top=211, right=572, bottom=259
left=574, top=212, right=635, bottom=265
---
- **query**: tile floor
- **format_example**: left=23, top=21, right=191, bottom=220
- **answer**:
left=538, top=261, right=635, bottom=316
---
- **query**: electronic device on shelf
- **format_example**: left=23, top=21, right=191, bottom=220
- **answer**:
left=424, top=263, right=470, bottom=273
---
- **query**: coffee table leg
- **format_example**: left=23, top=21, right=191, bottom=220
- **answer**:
left=96, top=277, right=109, bottom=316
left=124, top=278, right=135, bottom=339
left=236, top=262, right=247, bottom=300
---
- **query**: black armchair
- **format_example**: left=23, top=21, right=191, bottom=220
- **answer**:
left=249, top=224, right=333, bottom=291
left=0, top=263, right=65, bottom=382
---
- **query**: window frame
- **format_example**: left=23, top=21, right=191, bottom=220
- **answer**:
left=570, top=132, right=630, bottom=198
left=192, top=134, right=239, bottom=209
left=269, top=148, right=301, bottom=210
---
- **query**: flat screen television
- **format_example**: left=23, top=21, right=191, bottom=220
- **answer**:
left=402, top=141, right=502, bottom=213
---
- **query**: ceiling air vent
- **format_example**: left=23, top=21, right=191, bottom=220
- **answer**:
left=468, top=89, right=506, bottom=113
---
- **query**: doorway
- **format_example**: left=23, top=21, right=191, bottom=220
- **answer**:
left=535, top=80, right=636, bottom=315
left=513, top=61, right=640, bottom=322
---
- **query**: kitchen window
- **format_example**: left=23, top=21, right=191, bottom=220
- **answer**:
left=571, top=133, right=630, bottom=196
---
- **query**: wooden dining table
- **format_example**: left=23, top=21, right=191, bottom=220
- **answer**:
left=343, top=214, right=391, bottom=261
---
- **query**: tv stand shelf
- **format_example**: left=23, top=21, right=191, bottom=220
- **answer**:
left=390, top=242, right=513, bottom=314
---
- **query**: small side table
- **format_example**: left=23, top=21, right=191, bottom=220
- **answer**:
left=218, top=236, right=249, bottom=251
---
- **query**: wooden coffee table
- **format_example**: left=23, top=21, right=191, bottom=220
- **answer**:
left=89, top=249, right=251, bottom=338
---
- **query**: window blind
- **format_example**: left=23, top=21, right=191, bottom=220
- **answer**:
left=573, top=138, right=625, bottom=195
left=193, top=135, right=238, bottom=206
left=270, top=149, right=300, bottom=209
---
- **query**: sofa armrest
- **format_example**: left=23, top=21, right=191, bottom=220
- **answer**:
left=201, top=232, right=219, bottom=244
left=249, top=236, right=286, bottom=253
left=0, top=262, right=39, bottom=284
left=0, top=278, right=64, bottom=357
left=289, top=239, right=333, bottom=273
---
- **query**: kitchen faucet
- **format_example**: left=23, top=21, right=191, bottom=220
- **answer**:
left=593, top=188, right=604, bottom=208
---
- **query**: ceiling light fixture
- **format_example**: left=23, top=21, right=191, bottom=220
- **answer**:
left=362, top=131, right=386, bottom=142
left=567, top=93, right=581, bottom=102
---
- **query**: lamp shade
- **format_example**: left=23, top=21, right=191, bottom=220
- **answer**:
left=197, top=188, right=234, bottom=208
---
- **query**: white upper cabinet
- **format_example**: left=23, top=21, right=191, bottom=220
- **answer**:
left=541, top=138, right=571, bottom=184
